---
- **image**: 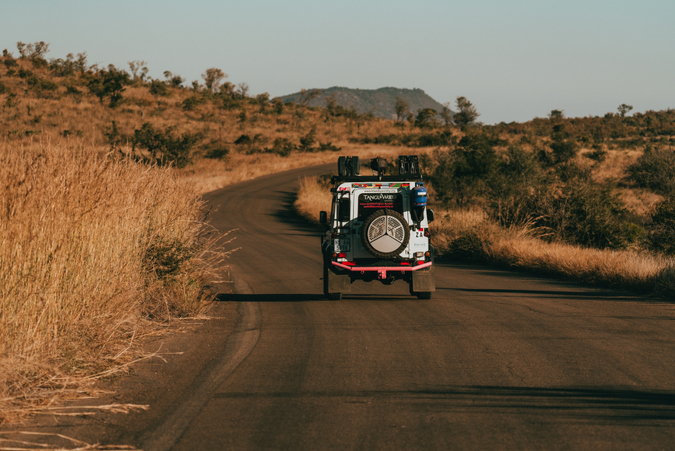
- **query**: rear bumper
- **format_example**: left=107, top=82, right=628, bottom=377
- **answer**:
left=331, top=261, right=432, bottom=280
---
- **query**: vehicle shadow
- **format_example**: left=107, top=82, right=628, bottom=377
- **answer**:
left=270, top=189, right=326, bottom=235
left=216, top=293, right=416, bottom=303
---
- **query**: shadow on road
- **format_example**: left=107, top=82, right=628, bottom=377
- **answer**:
left=444, top=287, right=644, bottom=301
left=211, top=385, right=675, bottom=421
left=216, top=293, right=417, bottom=303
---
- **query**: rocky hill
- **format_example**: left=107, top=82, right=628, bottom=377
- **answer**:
left=276, top=87, right=447, bottom=120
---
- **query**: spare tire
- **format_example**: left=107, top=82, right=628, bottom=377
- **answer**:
left=361, top=209, right=410, bottom=259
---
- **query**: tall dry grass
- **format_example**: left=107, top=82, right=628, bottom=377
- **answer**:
left=186, top=144, right=428, bottom=194
left=295, top=176, right=675, bottom=297
left=0, top=140, right=220, bottom=419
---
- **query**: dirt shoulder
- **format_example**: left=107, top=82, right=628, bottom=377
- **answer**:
left=0, top=284, right=239, bottom=450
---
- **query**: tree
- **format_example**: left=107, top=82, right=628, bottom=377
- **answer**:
left=394, top=97, right=408, bottom=122
left=164, top=71, right=184, bottom=88
left=453, top=96, right=480, bottom=127
left=299, top=88, right=321, bottom=106
left=618, top=104, right=633, bottom=117
left=128, top=60, right=148, bottom=82
left=132, top=123, right=199, bottom=168
left=16, top=41, right=50, bottom=63
left=202, top=68, right=227, bottom=92
left=548, top=109, right=564, bottom=121
left=440, top=102, right=453, bottom=126
left=86, top=65, right=131, bottom=107
left=415, top=108, right=438, bottom=128
left=236, top=82, right=249, bottom=99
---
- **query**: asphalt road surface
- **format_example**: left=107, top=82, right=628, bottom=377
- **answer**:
left=146, top=164, right=675, bottom=450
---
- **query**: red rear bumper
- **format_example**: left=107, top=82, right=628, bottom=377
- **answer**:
left=331, top=261, right=432, bottom=280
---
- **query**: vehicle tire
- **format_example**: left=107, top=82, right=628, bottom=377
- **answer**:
left=338, top=156, right=347, bottom=176
left=361, top=209, right=410, bottom=259
left=323, top=263, right=342, bottom=300
left=409, top=279, right=432, bottom=299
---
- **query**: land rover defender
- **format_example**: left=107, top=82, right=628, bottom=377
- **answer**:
left=320, top=156, right=435, bottom=300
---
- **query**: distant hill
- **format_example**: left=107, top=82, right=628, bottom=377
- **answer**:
left=276, top=87, right=448, bottom=120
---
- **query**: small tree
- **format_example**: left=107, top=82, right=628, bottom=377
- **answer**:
left=272, top=98, right=284, bottom=114
left=453, top=96, right=480, bottom=127
left=299, top=88, right=321, bottom=106
left=86, top=65, right=131, bottom=107
left=548, top=109, right=564, bottom=121
left=617, top=104, right=633, bottom=117
left=132, top=122, right=199, bottom=168
left=16, top=41, right=50, bottom=65
left=128, top=60, right=148, bottom=83
left=236, top=82, right=249, bottom=99
left=415, top=108, right=438, bottom=128
left=440, top=102, right=453, bottom=126
left=394, top=97, right=408, bottom=122
left=202, top=68, right=227, bottom=92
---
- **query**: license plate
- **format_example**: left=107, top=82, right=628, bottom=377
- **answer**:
left=334, top=238, right=350, bottom=252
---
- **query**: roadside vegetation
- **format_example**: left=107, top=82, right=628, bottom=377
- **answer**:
left=2, top=41, right=675, bottom=419
left=297, top=102, right=675, bottom=298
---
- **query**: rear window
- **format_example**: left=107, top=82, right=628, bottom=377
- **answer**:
left=358, top=192, right=402, bottom=220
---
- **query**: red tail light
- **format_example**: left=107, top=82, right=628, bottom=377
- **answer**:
left=424, top=229, right=430, bottom=237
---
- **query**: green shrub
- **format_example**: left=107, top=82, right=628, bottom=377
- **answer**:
left=181, top=95, right=206, bottom=111
left=492, top=183, right=640, bottom=250
left=132, top=122, right=199, bottom=168
left=647, top=200, right=675, bottom=255
left=265, top=138, right=295, bottom=157
left=627, top=146, right=675, bottom=195
left=149, top=79, right=169, bottom=97
left=203, top=142, right=230, bottom=160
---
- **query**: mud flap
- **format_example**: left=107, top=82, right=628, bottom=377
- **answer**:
left=412, top=266, right=435, bottom=292
left=328, top=270, right=351, bottom=293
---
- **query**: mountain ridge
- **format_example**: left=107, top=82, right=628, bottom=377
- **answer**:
left=275, top=86, right=447, bottom=120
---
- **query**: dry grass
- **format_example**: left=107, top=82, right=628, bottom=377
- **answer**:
left=294, top=176, right=675, bottom=297
left=0, top=139, right=224, bottom=422
left=186, top=144, right=423, bottom=194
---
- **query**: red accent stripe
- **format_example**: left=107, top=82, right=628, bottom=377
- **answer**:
left=332, top=262, right=432, bottom=272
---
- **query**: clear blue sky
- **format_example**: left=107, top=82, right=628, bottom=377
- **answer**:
left=2, top=0, right=673, bottom=124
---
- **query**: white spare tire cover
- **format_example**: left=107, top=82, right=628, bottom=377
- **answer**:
left=361, top=209, right=410, bottom=259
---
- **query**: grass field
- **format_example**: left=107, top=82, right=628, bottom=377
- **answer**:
left=295, top=175, right=675, bottom=298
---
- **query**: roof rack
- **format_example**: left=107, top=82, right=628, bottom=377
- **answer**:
left=331, top=155, right=423, bottom=185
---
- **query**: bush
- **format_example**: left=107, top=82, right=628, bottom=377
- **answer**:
left=647, top=200, right=675, bottom=255
left=627, top=146, right=675, bottom=195
left=86, top=66, right=131, bottom=107
left=493, top=183, right=641, bottom=250
left=149, top=79, right=169, bottom=97
left=318, top=141, right=341, bottom=152
left=431, top=133, right=500, bottom=206
left=265, top=138, right=295, bottom=157
left=132, top=122, right=199, bottom=168
left=181, top=95, right=206, bottom=111
left=203, top=142, right=230, bottom=160
left=298, top=128, right=317, bottom=152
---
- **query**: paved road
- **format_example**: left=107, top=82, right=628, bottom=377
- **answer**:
left=149, top=164, right=675, bottom=450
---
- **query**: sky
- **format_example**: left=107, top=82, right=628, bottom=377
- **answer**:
left=2, top=0, right=674, bottom=124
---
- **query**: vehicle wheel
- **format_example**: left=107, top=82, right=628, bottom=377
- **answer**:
left=409, top=281, right=431, bottom=299
left=323, top=263, right=342, bottom=300
left=361, top=209, right=410, bottom=259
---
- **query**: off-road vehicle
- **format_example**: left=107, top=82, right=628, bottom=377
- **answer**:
left=320, top=155, right=435, bottom=300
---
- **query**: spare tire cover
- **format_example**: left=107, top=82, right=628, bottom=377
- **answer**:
left=361, top=209, right=410, bottom=259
